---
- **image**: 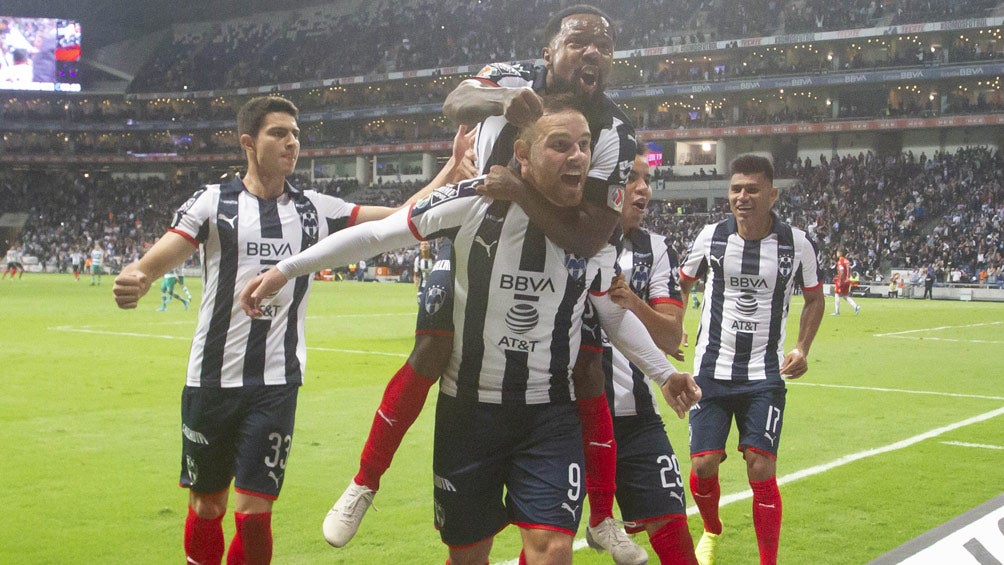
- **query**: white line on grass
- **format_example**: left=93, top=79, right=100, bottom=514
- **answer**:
left=496, top=406, right=1004, bottom=565
left=787, top=381, right=1004, bottom=402
left=874, top=321, right=1004, bottom=344
left=941, top=441, right=1004, bottom=450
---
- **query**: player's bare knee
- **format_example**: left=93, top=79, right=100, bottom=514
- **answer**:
left=408, top=334, right=453, bottom=378
left=190, top=490, right=228, bottom=518
left=691, top=453, right=722, bottom=478
left=571, top=350, right=604, bottom=399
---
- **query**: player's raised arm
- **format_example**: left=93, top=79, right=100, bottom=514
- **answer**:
left=443, top=79, right=543, bottom=129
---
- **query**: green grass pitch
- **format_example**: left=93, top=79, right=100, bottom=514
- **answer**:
left=2, top=274, right=1002, bottom=563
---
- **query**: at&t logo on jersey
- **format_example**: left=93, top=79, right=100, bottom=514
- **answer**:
left=505, top=303, right=539, bottom=334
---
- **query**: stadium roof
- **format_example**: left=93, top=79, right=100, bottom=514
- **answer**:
left=2, top=0, right=333, bottom=49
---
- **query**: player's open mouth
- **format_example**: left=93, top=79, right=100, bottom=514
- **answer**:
left=632, top=200, right=647, bottom=211
left=561, top=173, right=583, bottom=186
left=579, top=68, right=598, bottom=88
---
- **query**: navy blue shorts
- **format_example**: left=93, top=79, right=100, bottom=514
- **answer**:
left=432, top=393, right=584, bottom=547
left=688, top=383, right=786, bottom=459
left=416, top=240, right=455, bottom=336
left=613, top=413, right=687, bottom=526
left=179, top=384, right=299, bottom=499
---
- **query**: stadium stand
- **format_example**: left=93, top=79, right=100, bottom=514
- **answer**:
left=1, top=0, right=1001, bottom=294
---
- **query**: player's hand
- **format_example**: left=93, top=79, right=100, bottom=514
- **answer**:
left=608, top=274, right=643, bottom=311
left=669, top=348, right=686, bottom=362
left=502, top=87, right=543, bottom=128
left=446, top=125, right=479, bottom=184
left=112, top=269, right=150, bottom=309
left=780, top=348, right=807, bottom=379
left=477, top=165, right=527, bottom=203
left=660, top=372, right=701, bottom=419
left=240, top=267, right=290, bottom=318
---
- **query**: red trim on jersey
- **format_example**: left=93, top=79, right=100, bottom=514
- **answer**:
left=588, top=290, right=608, bottom=297
left=680, top=268, right=697, bottom=282
left=169, top=228, right=199, bottom=248
left=510, top=521, right=576, bottom=537
left=415, top=329, right=454, bottom=337
left=406, top=203, right=425, bottom=241
left=234, top=487, right=279, bottom=501
left=347, top=205, right=361, bottom=227
left=624, top=513, right=687, bottom=534
left=650, top=297, right=684, bottom=308
left=579, top=344, right=604, bottom=353
left=690, top=448, right=727, bottom=459
left=472, top=77, right=500, bottom=87
left=803, top=281, right=823, bottom=292
left=739, top=445, right=778, bottom=460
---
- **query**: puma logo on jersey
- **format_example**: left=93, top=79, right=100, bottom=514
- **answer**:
left=708, top=255, right=722, bottom=270
left=217, top=213, right=237, bottom=229
left=474, top=236, right=498, bottom=257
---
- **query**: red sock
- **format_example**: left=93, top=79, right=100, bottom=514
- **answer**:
left=750, top=478, right=782, bottom=565
left=650, top=517, right=698, bottom=565
left=355, top=362, right=437, bottom=491
left=227, top=512, right=272, bottom=565
left=689, top=470, right=722, bottom=534
left=577, top=393, right=616, bottom=527
left=184, top=507, right=225, bottom=565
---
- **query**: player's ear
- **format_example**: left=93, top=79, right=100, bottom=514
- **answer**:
left=240, top=133, right=255, bottom=154
left=514, top=138, right=530, bottom=170
left=541, top=44, right=552, bottom=67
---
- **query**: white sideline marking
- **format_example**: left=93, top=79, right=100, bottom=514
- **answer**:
left=787, top=381, right=1004, bottom=402
left=875, top=321, right=1004, bottom=344
left=941, top=441, right=1004, bottom=450
left=496, top=406, right=1004, bottom=565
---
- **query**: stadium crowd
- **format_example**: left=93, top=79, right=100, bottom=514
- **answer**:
left=116, top=0, right=998, bottom=93
left=5, top=146, right=1000, bottom=289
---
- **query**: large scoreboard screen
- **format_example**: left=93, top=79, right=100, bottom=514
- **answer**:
left=1, top=16, right=81, bottom=92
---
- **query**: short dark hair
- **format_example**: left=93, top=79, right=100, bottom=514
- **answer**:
left=729, top=154, right=774, bottom=184
left=237, top=95, right=298, bottom=138
left=517, top=93, right=587, bottom=145
left=542, top=5, right=615, bottom=45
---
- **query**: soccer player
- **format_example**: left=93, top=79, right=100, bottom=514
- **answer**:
left=89, top=242, right=105, bottom=285
left=241, top=98, right=700, bottom=565
left=832, top=250, right=860, bottom=315
left=157, top=268, right=191, bottom=311
left=111, top=95, right=468, bottom=565
left=680, top=155, right=825, bottom=565
left=3, top=244, right=23, bottom=279
left=69, top=248, right=84, bottom=281
left=321, top=7, right=643, bottom=559
left=413, top=240, right=434, bottom=296
left=580, top=147, right=698, bottom=563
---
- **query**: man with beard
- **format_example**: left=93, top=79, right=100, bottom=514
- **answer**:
left=322, top=7, right=647, bottom=563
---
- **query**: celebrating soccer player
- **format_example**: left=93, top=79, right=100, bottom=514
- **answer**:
left=680, top=155, right=825, bottom=565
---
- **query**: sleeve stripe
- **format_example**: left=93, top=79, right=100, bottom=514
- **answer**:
left=803, top=281, right=823, bottom=292
left=347, top=205, right=361, bottom=228
left=680, top=267, right=698, bottom=282
left=472, top=77, right=499, bottom=87
left=406, top=203, right=424, bottom=241
left=168, top=228, right=199, bottom=249
left=650, top=297, right=684, bottom=308
left=580, top=344, right=604, bottom=353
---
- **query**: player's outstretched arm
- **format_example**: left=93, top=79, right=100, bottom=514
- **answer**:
left=589, top=292, right=700, bottom=418
left=443, top=79, right=543, bottom=128
left=113, top=232, right=195, bottom=309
